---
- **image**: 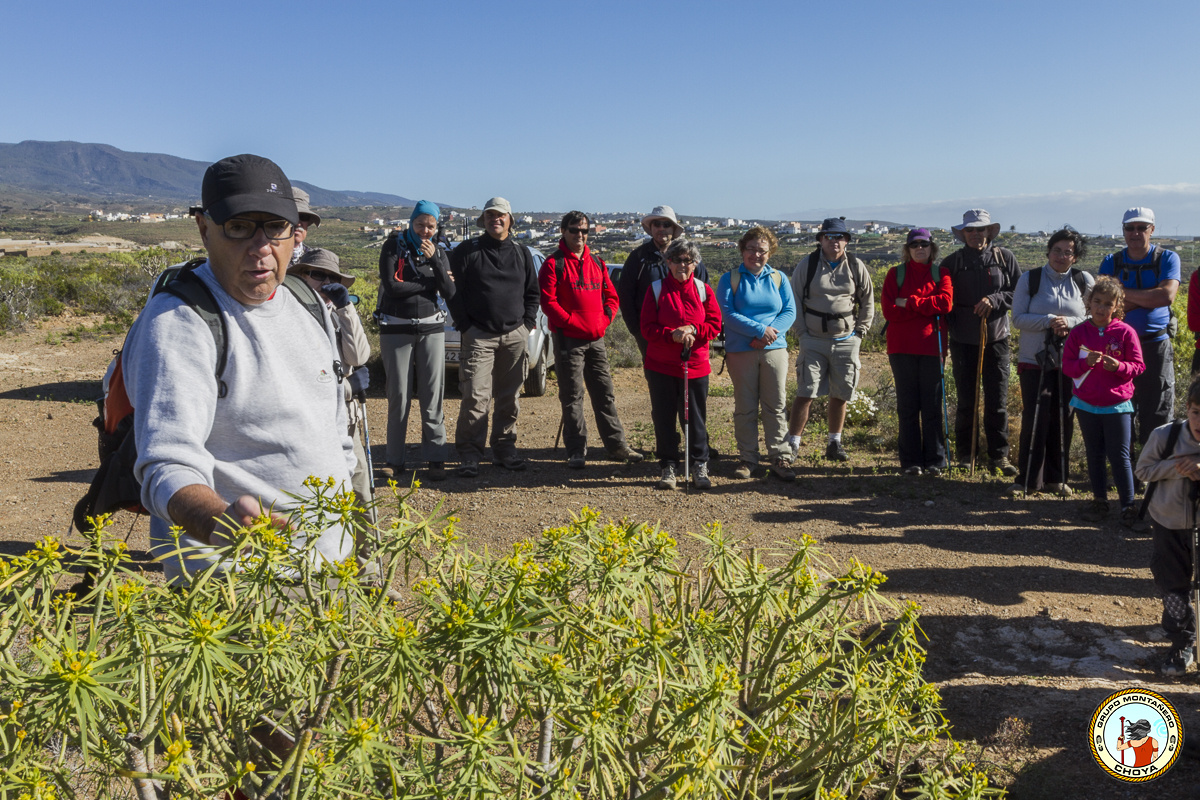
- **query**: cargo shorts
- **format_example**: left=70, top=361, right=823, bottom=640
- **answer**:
left=795, top=332, right=860, bottom=401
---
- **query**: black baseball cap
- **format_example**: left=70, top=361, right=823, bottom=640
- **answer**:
left=201, top=154, right=299, bottom=225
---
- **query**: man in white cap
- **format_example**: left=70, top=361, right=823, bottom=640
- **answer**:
left=447, top=197, right=540, bottom=477
left=289, top=187, right=321, bottom=265
left=618, top=205, right=709, bottom=357
left=1099, top=207, right=1181, bottom=446
left=942, top=208, right=1021, bottom=474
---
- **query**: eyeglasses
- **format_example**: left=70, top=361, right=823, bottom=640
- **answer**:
left=1049, top=247, right=1075, bottom=258
left=566, top=226, right=590, bottom=235
left=301, top=269, right=338, bottom=283
left=1124, top=224, right=1150, bottom=233
left=909, top=242, right=932, bottom=249
left=822, top=234, right=846, bottom=242
left=669, top=258, right=695, bottom=267
left=744, top=248, right=770, bottom=256
left=212, top=215, right=295, bottom=240
left=651, top=220, right=676, bottom=229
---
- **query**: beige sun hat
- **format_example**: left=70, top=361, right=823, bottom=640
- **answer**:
left=476, top=197, right=513, bottom=228
left=293, top=188, right=321, bottom=227
left=951, top=208, right=1001, bottom=243
left=292, top=247, right=355, bottom=287
left=641, top=205, right=684, bottom=236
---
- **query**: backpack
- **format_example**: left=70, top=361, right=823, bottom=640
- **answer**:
left=1027, top=265, right=1089, bottom=299
left=879, top=261, right=943, bottom=337
left=1112, top=248, right=1178, bottom=339
left=728, top=267, right=782, bottom=295
left=799, top=250, right=864, bottom=333
left=73, top=259, right=326, bottom=533
left=1137, top=419, right=1187, bottom=522
left=650, top=277, right=707, bottom=305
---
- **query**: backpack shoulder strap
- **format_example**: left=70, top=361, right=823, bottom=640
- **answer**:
left=1028, top=266, right=1042, bottom=297
left=154, top=260, right=229, bottom=398
left=282, top=273, right=327, bottom=333
left=1069, top=268, right=1088, bottom=298
left=802, top=250, right=821, bottom=307
left=692, top=277, right=707, bottom=303
left=770, top=270, right=782, bottom=289
left=651, top=279, right=663, bottom=306
left=730, top=269, right=741, bottom=296
left=895, top=262, right=906, bottom=289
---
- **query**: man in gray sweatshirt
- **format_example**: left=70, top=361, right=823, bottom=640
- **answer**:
left=122, top=154, right=356, bottom=584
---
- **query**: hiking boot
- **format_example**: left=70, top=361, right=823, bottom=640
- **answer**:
left=607, top=445, right=644, bottom=464
left=456, top=460, right=479, bottom=478
left=493, top=454, right=527, bottom=471
left=1080, top=498, right=1109, bottom=522
left=567, top=452, right=586, bottom=470
left=1045, top=482, right=1072, bottom=496
left=733, top=462, right=754, bottom=480
left=1161, top=644, right=1195, bottom=677
left=769, top=459, right=796, bottom=482
left=1005, top=482, right=1025, bottom=495
left=990, top=457, right=1019, bottom=477
left=786, top=435, right=802, bottom=460
left=426, top=462, right=447, bottom=482
left=692, top=461, right=711, bottom=490
left=925, top=465, right=942, bottom=477
left=379, top=463, right=406, bottom=481
left=825, top=440, right=849, bottom=462
left=903, top=466, right=922, bottom=476
left=1119, top=505, right=1150, bottom=532
left=657, top=463, right=678, bottom=490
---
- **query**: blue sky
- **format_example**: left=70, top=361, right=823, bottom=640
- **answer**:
left=4, top=0, right=1200, bottom=233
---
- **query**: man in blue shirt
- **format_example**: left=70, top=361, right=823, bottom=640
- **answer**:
left=1098, top=207, right=1181, bottom=445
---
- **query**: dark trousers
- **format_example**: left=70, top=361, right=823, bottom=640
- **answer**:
left=1134, top=337, right=1175, bottom=447
left=552, top=332, right=626, bottom=457
left=1191, top=346, right=1200, bottom=378
left=889, top=353, right=946, bottom=470
left=1076, top=409, right=1134, bottom=507
left=645, top=369, right=709, bottom=466
left=1016, top=368, right=1074, bottom=490
left=1151, top=521, right=1197, bottom=649
left=950, top=337, right=1010, bottom=461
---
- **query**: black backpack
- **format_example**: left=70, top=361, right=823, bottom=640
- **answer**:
left=1112, top=248, right=1177, bottom=339
left=73, top=259, right=326, bottom=534
left=1137, top=419, right=1187, bottom=522
left=1027, top=265, right=1089, bottom=299
left=799, top=250, right=865, bottom=333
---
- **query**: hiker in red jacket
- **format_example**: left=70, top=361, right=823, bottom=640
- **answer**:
left=539, top=211, right=643, bottom=469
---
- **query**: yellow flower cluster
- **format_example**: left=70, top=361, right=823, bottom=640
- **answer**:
left=346, top=716, right=379, bottom=746
left=188, top=612, right=227, bottom=645
left=51, top=649, right=98, bottom=685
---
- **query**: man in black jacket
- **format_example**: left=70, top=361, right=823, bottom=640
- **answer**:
left=943, top=209, right=1021, bottom=475
left=447, top=197, right=540, bottom=477
left=617, top=205, right=709, bottom=357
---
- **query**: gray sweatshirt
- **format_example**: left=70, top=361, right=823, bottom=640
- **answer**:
left=1135, top=421, right=1200, bottom=530
left=122, top=262, right=356, bottom=582
left=1011, top=265, right=1093, bottom=366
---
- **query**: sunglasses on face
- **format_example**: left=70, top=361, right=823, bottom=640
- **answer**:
left=1124, top=224, right=1150, bottom=233
left=651, top=220, right=676, bottom=229
left=823, top=234, right=846, bottom=242
left=302, top=269, right=338, bottom=283
left=909, top=242, right=931, bottom=249
left=670, top=258, right=695, bottom=267
left=215, top=216, right=295, bottom=240
left=565, top=226, right=590, bottom=235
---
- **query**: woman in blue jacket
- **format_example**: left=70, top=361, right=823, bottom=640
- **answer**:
left=717, top=226, right=798, bottom=481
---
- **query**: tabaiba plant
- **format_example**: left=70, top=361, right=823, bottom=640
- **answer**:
left=0, top=486, right=1003, bottom=800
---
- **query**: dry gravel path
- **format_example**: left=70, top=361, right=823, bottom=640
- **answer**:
left=2, top=314, right=1198, bottom=797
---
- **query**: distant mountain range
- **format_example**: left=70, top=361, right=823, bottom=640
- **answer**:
left=0, top=141, right=417, bottom=209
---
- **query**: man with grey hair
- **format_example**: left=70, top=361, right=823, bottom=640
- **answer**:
left=447, top=197, right=540, bottom=477
left=942, top=208, right=1021, bottom=474
left=787, top=217, right=874, bottom=462
left=289, top=187, right=321, bottom=265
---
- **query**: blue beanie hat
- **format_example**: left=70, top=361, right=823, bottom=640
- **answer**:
left=411, top=200, right=440, bottom=221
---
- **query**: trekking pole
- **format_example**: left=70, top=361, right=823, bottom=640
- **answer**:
left=970, top=315, right=987, bottom=474
left=554, top=416, right=565, bottom=451
left=1056, top=336, right=1070, bottom=496
left=1023, top=332, right=1052, bottom=496
left=1191, top=481, right=1200, bottom=667
left=682, top=345, right=692, bottom=495
left=1119, top=716, right=1126, bottom=765
left=936, top=318, right=950, bottom=454
left=355, top=392, right=374, bottom=489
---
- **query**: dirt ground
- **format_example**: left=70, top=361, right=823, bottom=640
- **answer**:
left=2, top=314, right=1198, bottom=798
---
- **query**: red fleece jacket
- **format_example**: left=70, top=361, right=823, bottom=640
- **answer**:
left=881, top=260, right=953, bottom=356
left=640, top=274, right=722, bottom=378
left=538, top=241, right=618, bottom=340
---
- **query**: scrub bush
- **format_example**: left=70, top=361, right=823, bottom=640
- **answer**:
left=0, top=490, right=1001, bottom=799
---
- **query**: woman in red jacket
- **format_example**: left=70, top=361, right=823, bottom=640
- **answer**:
left=881, top=229, right=953, bottom=475
left=640, top=238, right=722, bottom=490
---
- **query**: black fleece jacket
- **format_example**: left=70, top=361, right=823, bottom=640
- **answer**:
left=376, top=233, right=455, bottom=334
left=447, top=234, right=539, bottom=335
